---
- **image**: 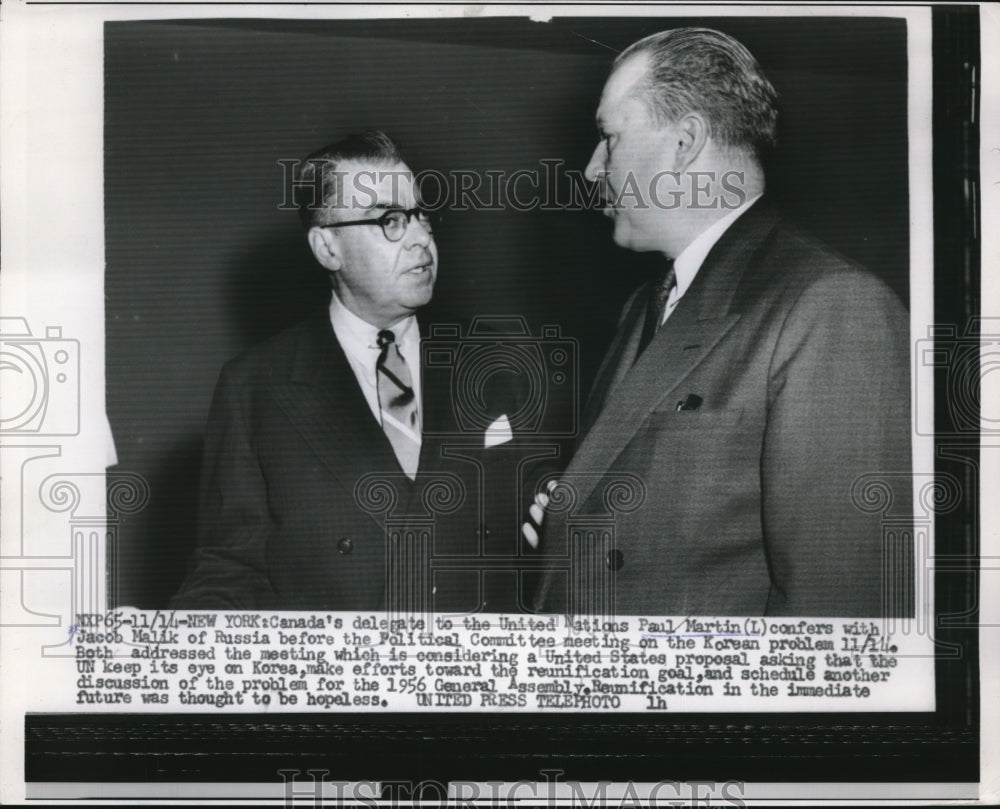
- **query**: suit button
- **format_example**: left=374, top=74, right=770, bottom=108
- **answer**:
left=606, top=550, right=624, bottom=571
left=336, top=537, right=353, bottom=555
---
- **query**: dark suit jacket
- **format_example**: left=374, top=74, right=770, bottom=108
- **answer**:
left=171, top=310, right=530, bottom=612
left=534, top=201, right=912, bottom=618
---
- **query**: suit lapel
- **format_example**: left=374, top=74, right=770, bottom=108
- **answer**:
left=561, top=200, right=781, bottom=510
left=416, top=350, right=456, bottom=475
left=580, top=288, right=647, bottom=435
left=268, top=312, right=406, bottom=528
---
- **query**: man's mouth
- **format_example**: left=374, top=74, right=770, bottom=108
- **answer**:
left=598, top=186, right=616, bottom=215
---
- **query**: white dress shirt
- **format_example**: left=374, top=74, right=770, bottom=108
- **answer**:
left=660, top=193, right=763, bottom=325
left=328, top=290, right=423, bottom=435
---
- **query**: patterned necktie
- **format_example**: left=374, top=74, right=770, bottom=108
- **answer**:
left=376, top=329, right=421, bottom=480
left=635, top=260, right=677, bottom=359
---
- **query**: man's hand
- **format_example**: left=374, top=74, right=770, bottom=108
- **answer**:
left=522, top=479, right=558, bottom=549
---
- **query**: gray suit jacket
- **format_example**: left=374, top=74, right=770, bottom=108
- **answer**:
left=534, top=201, right=912, bottom=617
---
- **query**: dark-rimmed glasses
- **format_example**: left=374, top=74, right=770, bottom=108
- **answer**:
left=321, top=207, right=435, bottom=242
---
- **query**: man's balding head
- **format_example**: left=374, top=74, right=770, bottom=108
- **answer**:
left=616, top=27, right=778, bottom=161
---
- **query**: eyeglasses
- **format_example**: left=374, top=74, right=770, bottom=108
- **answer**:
left=321, top=207, right=436, bottom=242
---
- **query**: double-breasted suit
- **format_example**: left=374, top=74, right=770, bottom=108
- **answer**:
left=534, top=201, right=912, bottom=618
left=171, top=310, right=526, bottom=612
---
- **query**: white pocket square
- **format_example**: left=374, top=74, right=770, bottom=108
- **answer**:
left=484, top=414, right=513, bottom=448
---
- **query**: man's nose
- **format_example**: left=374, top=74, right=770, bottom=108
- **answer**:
left=584, top=141, right=606, bottom=183
left=404, top=213, right=433, bottom=247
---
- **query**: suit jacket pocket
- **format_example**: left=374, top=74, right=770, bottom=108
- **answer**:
left=647, top=407, right=746, bottom=430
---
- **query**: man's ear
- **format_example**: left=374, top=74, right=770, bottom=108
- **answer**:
left=307, top=226, right=342, bottom=272
left=668, top=111, right=710, bottom=172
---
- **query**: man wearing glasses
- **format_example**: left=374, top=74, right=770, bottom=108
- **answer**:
left=173, top=131, right=519, bottom=612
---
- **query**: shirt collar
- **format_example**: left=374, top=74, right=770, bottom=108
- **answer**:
left=328, top=290, right=418, bottom=366
left=672, top=193, right=763, bottom=298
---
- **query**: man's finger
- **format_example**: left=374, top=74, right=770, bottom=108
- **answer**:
left=522, top=522, right=539, bottom=548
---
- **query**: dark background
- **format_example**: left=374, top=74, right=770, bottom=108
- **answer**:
left=105, top=15, right=910, bottom=607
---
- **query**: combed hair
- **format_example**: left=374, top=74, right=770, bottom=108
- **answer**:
left=293, top=130, right=404, bottom=228
left=616, top=28, right=779, bottom=157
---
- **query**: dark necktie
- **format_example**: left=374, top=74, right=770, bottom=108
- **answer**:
left=376, top=329, right=420, bottom=480
left=635, top=261, right=677, bottom=359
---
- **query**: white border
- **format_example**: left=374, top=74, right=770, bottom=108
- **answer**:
left=0, top=1, right=990, bottom=805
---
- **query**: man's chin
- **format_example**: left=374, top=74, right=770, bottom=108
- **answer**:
left=610, top=219, right=635, bottom=251
left=611, top=219, right=660, bottom=254
left=407, top=286, right=435, bottom=310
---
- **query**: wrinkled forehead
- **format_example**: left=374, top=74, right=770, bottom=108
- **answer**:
left=597, top=53, right=652, bottom=125
left=336, top=159, right=418, bottom=213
